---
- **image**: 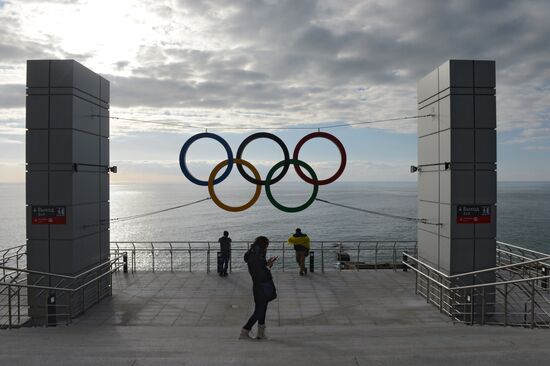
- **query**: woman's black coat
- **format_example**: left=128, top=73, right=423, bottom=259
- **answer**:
left=244, top=244, right=275, bottom=303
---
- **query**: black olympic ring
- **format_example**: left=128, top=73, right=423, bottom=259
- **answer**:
left=236, top=132, right=290, bottom=185
left=179, top=131, right=347, bottom=212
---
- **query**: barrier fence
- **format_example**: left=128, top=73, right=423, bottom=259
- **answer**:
left=109, top=241, right=418, bottom=273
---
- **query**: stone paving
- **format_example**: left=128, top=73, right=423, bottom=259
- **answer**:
left=72, top=270, right=447, bottom=328
left=1, top=270, right=550, bottom=366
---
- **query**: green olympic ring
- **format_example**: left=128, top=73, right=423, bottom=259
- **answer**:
left=264, top=159, right=319, bottom=213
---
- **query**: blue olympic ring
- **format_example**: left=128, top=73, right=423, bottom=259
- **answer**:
left=179, top=132, right=234, bottom=186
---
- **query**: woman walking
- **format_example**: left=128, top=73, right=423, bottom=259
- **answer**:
left=239, top=236, right=278, bottom=340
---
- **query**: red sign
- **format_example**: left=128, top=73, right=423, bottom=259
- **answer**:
left=457, top=205, right=491, bottom=224
left=31, top=206, right=67, bottom=225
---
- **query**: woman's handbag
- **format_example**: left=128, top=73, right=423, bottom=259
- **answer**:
left=262, top=280, right=277, bottom=302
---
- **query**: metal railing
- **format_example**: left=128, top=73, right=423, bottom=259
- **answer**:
left=402, top=241, right=550, bottom=328
left=109, top=241, right=418, bottom=273
left=0, top=253, right=127, bottom=329
left=1, top=244, right=26, bottom=280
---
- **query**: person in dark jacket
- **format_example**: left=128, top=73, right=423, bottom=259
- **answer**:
left=218, top=231, right=232, bottom=277
left=239, top=236, right=278, bottom=340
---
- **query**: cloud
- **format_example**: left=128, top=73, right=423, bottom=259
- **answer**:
left=1, top=0, right=549, bottom=181
left=0, top=137, right=22, bottom=144
left=0, top=84, right=25, bottom=108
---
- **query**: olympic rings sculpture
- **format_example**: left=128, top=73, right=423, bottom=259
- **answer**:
left=179, top=131, right=346, bottom=213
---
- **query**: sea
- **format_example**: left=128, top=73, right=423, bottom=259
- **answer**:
left=0, top=181, right=549, bottom=254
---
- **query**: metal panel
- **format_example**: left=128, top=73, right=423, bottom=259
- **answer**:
left=418, top=200, right=439, bottom=235
left=418, top=103, right=438, bottom=138
left=99, top=108, right=109, bottom=138
left=100, top=173, right=109, bottom=201
left=26, top=171, right=49, bottom=205
left=451, top=130, right=475, bottom=163
left=475, top=129, right=496, bottom=162
left=50, top=95, right=101, bottom=135
left=26, top=130, right=49, bottom=164
left=451, top=170, right=475, bottom=204
left=418, top=171, right=439, bottom=203
left=100, top=229, right=110, bottom=261
left=475, top=171, right=497, bottom=204
left=439, top=169, right=450, bottom=204
left=75, top=172, right=100, bottom=204
left=26, top=60, right=50, bottom=87
left=418, top=68, right=439, bottom=103
left=440, top=203, right=475, bottom=239
left=100, top=202, right=109, bottom=231
left=474, top=205, right=497, bottom=238
left=474, top=60, right=496, bottom=88
left=100, top=136, right=109, bottom=166
left=49, top=171, right=74, bottom=205
left=439, top=60, right=474, bottom=89
left=50, top=60, right=101, bottom=98
left=26, top=240, right=50, bottom=272
left=26, top=95, right=49, bottom=129
left=25, top=206, right=49, bottom=240
left=49, top=239, right=75, bottom=274
left=439, top=95, right=474, bottom=131
left=418, top=133, right=439, bottom=165
left=100, top=77, right=110, bottom=103
left=49, top=129, right=73, bottom=163
left=74, top=131, right=100, bottom=165
left=449, top=239, right=475, bottom=274
left=474, top=95, right=496, bottom=128
left=474, top=239, right=497, bottom=269
left=418, top=229, right=439, bottom=268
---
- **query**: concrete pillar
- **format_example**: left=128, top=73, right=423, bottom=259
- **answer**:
left=26, top=60, right=110, bottom=322
left=417, top=60, right=497, bottom=282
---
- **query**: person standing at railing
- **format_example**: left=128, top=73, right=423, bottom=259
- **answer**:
left=240, top=236, right=278, bottom=340
left=288, top=228, right=310, bottom=276
left=218, top=231, right=232, bottom=277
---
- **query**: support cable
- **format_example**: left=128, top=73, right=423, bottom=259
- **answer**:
left=315, top=198, right=441, bottom=226
left=91, top=114, right=435, bottom=131
left=108, top=197, right=211, bottom=224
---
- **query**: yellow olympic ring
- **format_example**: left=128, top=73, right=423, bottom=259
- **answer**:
left=208, top=158, right=262, bottom=212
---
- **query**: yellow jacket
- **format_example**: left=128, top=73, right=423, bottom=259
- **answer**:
left=288, top=235, right=311, bottom=250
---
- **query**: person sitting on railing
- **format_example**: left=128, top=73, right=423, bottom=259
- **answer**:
left=218, top=231, right=232, bottom=277
left=288, top=228, right=310, bottom=276
left=240, top=236, right=278, bottom=340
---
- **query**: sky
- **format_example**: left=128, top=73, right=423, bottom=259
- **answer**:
left=0, top=0, right=549, bottom=183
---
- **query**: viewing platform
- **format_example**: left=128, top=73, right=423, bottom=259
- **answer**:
left=2, top=270, right=550, bottom=365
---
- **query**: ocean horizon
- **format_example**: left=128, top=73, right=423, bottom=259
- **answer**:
left=1, top=181, right=549, bottom=254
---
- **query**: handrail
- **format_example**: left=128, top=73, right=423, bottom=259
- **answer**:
left=0, top=256, right=125, bottom=292
left=0, top=253, right=126, bottom=329
left=403, top=253, right=550, bottom=290
left=402, top=261, right=451, bottom=290
left=497, top=248, right=550, bottom=268
left=451, top=255, right=550, bottom=280
left=402, top=253, right=451, bottom=279
left=110, top=240, right=416, bottom=243
left=0, top=254, right=125, bottom=282
left=0, top=252, right=26, bottom=264
left=453, top=274, right=550, bottom=291
left=0, top=244, right=26, bottom=253
left=403, top=252, right=550, bottom=281
left=497, top=240, right=550, bottom=258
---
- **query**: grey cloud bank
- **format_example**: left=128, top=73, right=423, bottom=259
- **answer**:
left=0, top=0, right=549, bottom=181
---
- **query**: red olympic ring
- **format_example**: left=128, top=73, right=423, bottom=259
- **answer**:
left=292, top=132, right=347, bottom=185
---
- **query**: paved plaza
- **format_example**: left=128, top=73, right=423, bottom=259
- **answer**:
left=1, top=270, right=549, bottom=365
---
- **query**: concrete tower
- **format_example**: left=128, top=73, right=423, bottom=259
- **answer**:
left=417, top=60, right=497, bottom=282
left=26, top=60, right=110, bottom=321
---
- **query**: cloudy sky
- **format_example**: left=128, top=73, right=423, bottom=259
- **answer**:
left=0, top=0, right=549, bottom=183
